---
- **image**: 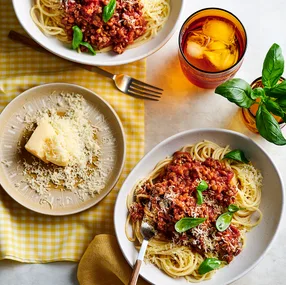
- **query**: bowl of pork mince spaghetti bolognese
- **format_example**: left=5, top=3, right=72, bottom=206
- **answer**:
left=114, top=129, right=284, bottom=285
left=12, top=0, right=184, bottom=66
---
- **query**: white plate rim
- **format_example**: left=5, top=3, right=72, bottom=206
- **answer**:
left=12, top=0, right=186, bottom=66
left=114, top=128, right=285, bottom=285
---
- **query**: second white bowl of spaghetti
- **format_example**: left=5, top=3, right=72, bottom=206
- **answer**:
left=13, top=0, right=184, bottom=66
left=114, top=128, right=284, bottom=285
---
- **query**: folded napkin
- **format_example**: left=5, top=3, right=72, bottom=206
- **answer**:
left=0, top=0, right=145, bottom=262
left=77, top=234, right=149, bottom=285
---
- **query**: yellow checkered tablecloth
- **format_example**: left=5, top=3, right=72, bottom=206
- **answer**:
left=0, top=0, right=145, bottom=262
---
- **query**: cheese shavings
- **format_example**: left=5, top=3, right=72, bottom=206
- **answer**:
left=19, top=92, right=111, bottom=202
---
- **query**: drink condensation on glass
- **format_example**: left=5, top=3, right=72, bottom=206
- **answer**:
left=178, top=8, right=247, bottom=89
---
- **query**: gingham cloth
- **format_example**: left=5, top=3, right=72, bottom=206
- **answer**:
left=0, top=0, right=145, bottom=262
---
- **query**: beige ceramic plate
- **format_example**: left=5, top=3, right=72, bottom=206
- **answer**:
left=0, top=83, right=126, bottom=215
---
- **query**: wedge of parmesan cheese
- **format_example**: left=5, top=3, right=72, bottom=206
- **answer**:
left=25, top=119, right=71, bottom=167
left=25, top=120, right=58, bottom=164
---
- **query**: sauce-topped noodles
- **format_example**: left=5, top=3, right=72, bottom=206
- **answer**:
left=126, top=140, right=262, bottom=282
left=30, top=0, right=170, bottom=54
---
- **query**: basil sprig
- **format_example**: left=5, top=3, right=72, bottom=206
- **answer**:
left=103, top=0, right=116, bottom=23
left=215, top=43, right=286, bottom=146
left=224, top=149, right=249, bottom=163
left=215, top=78, right=254, bottom=108
left=175, top=217, right=206, bottom=233
left=198, top=258, right=222, bottom=275
left=216, top=204, right=240, bottom=232
left=72, top=26, right=96, bottom=55
left=196, top=180, right=208, bottom=205
left=256, top=104, right=286, bottom=145
left=262, top=43, right=284, bottom=88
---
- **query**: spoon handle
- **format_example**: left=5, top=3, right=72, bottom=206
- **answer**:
left=128, top=239, right=149, bottom=285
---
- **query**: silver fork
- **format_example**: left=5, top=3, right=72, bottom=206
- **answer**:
left=128, top=220, right=156, bottom=285
left=83, top=65, right=162, bottom=101
left=8, top=30, right=163, bottom=101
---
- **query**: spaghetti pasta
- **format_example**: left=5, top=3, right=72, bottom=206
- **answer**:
left=30, top=0, right=170, bottom=54
left=126, top=140, right=262, bottom=282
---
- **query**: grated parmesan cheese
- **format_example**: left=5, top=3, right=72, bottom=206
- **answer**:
left=19, top=92, right=110, bottom=202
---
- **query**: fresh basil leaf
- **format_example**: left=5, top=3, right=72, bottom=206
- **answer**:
left=72, top=26, right=83, bottom=50
left=264, top=99, right=285, bottom=118
left=216, top=212, right=233, bottom=232
left=79, top=42, right=96, bottom=55
left=197, top=180, right=208, bottom=192
left=262, top=43, right=284, bottom=88
left=267, top=80, right=286, bottom=98
left=198, top=258, right=222, bottom=275
left=103, top=0, right=116, bottom=23
left=197, top=191, right=204, bottom=205
left=215, top=79, right=254, bottom=108
left=251, top=87, right=265, bottom=100
left=175, top=217, right=206, bottom=233
left=276, top=97, right=286, bottom=111
left=224, top=149, right=249, bottom=163
left=228, top=204, right=240, bottom=213
left=256, top=104, right=286, bottom=145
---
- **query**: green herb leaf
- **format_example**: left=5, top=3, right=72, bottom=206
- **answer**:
left=276, top=97, right=286, bottom=112
left=72, top=26, right=83, bottom=50
left=256, top=104, right=286, bottom=145
left=262, top=43, right=284, bottom=88
left=228, top=204, right=240, bottom=213
left=197, top=191, right=204, bottom=205
left=103, top=0, right=116, bottom=23
left=224, top=149, right=249, bottom=163
left=267, top=80, right=286, bottom=98
left=175, top=217, right=206, bottom=233
left=79, top=42, right=96, bottom=55
left=215, top=79, right=254, bottom=108
left=198, top=258, right=222, bottom=275
left=216, top=212, right=233, bottom=232
left=264, top=99, right=285, bottom=118
left=197, top=180, right=208, bottom=192
left=251, top=87, right=265, bottom=100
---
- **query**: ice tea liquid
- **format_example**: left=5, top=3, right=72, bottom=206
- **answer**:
left=182, top=16, right=241, bottom=72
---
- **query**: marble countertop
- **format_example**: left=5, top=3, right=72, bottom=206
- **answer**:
left=1, top=0, right=286, bottom=284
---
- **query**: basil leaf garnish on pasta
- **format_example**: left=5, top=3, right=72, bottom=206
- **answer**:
left=224, top=149, right=249, bottom=163
left=197, top=191, right=204, bottom=205
left=228, top=204, right=240, bottom=213
left=175, top=217, right=206, bottom=233
left=72, top=26, right=83, bottom=50
left=216, top=212, right=233, bottom=232
left=197, top=180, right=208, bottom=192
left=196, top=180, right=208, bottom=205
left=79, top=42, right=96, bottom=55
left=198, top=258, right=222, bottom=275
left=103, top=0, right=116, bottom=23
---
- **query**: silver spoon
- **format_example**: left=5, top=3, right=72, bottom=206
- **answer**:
left=128, top=220, right=156, bottom=285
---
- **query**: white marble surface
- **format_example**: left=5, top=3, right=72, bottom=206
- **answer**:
left=1, top=0, right=286, bottom=284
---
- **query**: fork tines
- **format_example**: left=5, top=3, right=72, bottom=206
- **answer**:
left=128, top=78, right=163, bottom=101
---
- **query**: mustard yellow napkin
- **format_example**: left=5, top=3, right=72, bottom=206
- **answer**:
left=77, top=234, right=149, bottom=285
left=0, top=0, right=145, bottom=262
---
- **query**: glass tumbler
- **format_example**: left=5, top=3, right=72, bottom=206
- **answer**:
left=178, top=8, right=247, bottom=89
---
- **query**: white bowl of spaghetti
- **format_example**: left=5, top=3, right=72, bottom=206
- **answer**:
left=114, top=129, right=284, bottom=285
left=12, top=0, right=184, bottom=66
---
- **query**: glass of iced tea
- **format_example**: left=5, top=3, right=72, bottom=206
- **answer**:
left=178, top=8, right=247, bottom=89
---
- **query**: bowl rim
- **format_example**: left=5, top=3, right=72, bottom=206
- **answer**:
left=114, top=128, right=284, bottom=285
left=12, top=0, right=186, bottom=66
left=0, top=82, right=126, bottom=216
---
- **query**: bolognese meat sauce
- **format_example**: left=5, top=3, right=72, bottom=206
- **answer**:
left=129, top=152, right=242, bottom=263
left=61, top=0, right=147, bottom=54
